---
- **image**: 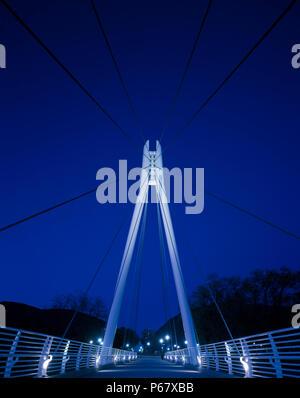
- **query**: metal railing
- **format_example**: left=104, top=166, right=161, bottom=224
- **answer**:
left=165, top=327, right=300, bottom=378
left=0, top=326, right=136, bottom=378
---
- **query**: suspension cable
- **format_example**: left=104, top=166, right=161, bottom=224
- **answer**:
left=0, top=0, right=139, bottom=149
left=54, top=175, right=147, bottom=350
left=159, top=0, right=213, bottom=143
left=122, top=199, right=148, bottom=348
left=91, top=0, right=145, bottom=143
left=178, top=223, right=236, bottom=342
left=155, top=173, right=200, bottom=346
left=1, top=2, right=297, bottom=244
left=0, top=166, right=151, bottom=232
left=153, top=159, right=300, bottom=242
left=157, top=0, right=295, bottom=155
left=179, top=221, right=243, bottom=355
left=107, top=176, right=149, bottom=349
left=54, top=206, right=131, bottom=352
left=156, top=174, right=241, bottom=352
left=206, top=190, right=300, bottom=241
left=3, top=180, right=298, bottom=246
left=112, top=177, right=149, bottom=294
left=0, top=188, right=96, bottom=232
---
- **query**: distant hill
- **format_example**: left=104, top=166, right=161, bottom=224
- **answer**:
left=1, top=301, right=106, bottom=343
left=154, top=303, right=294, bottom=347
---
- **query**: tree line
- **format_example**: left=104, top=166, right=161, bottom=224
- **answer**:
left=49, top=266, right=299, bottom=348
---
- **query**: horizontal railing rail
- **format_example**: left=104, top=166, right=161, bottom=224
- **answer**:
left=0, top=326, right=136, bottom=378
left=165, top=327, right=300, bottom=378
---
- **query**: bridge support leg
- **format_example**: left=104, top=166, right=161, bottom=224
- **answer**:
left=100, top=142, right=150, bottom=366
left=155, top=141, right=199, bottom=367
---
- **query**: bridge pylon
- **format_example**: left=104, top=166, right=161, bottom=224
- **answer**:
left=100, top=141, right=199, bottom=366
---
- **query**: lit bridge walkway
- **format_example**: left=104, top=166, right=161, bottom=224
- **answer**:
left=1, top=326, right=300, bottom=378
left=59, top=357, right=234, bottom=378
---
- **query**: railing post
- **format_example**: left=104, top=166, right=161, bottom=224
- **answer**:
left=60, top=340, right=70, bottom=374
left=109, top=347, right=114, bottom=363
left=113, top=349, right=119, bottom=364
left=0, top=304, right=6, bottom=328
left=95, top=345, right=101, bottom=368
left=225, top=342, right=232, bottom=375
left=76, top=343, right=83, bottom=371
left=37, top=336, right=53, bottom=377
left=213, top=344, right=219, bottom=372
left=269, top=333, right=282, bottom=378
left=4, top=331, right=21, bottom=378
left=100, top=346, right=110, bottom=365
left=204, top=346, right=210, bottom=369
left=197, top=346, right=203, bottom=368
left=240, top=338, right=253, bottom=378
left=86, top=343, right=93, bottom=368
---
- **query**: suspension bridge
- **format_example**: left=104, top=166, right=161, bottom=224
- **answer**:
left=0, top=0, right=299, bottom=379
left=0, top=140, right=299, bottom=379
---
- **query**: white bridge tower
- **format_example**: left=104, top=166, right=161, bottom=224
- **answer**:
left=100, top=141, right=199, bottom=366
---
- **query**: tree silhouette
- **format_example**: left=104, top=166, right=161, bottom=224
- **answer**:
left=50, top=291, right=107, bottom=320
left=114, top=327, right=139, bottom=349
left=188, top=267, right=300, bottom=343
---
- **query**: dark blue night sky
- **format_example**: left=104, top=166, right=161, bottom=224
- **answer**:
left=1, top=0, right=300, bottom=334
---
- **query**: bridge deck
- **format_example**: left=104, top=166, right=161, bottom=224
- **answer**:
left=59, top=358, right=235, bottom=378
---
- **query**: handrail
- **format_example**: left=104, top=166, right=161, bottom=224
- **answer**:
left=0, top=326, right=136, bottom=378
left=165, top=326, right=300, bottom=378
left=1, top=325, right=299, bottom=378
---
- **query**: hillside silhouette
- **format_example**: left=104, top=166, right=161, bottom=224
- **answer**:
left=1, top=301, right=105, bottom=343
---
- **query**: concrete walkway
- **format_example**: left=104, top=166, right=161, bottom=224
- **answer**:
left=60, top=358, right=235, bottom=378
